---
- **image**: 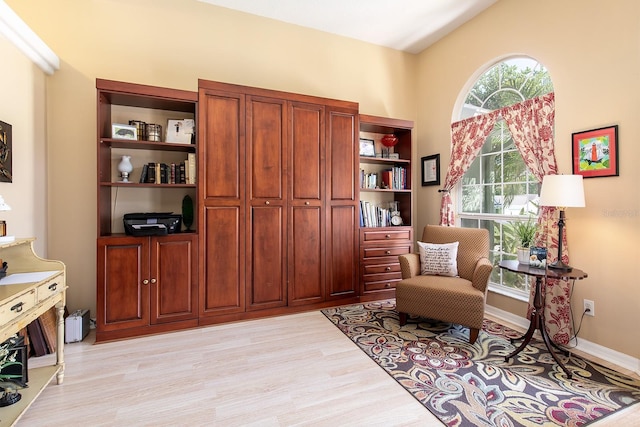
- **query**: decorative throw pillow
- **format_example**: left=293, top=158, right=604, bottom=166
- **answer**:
left=417, top=241, right=459, bottom=277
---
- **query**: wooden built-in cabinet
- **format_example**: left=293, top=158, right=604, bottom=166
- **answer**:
left=96, top=79, right=198, bottom=342
left=198, top=80, right=359, bottom=325
left=96, top=78, right=411, bottom=340
left=358, top=115, right=415, bottom=299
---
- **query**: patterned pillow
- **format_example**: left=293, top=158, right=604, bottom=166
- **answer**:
left=417, top=241, right=459, bottom=277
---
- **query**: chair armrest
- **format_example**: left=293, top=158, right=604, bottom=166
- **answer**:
left=471, top=257, right=493, bottom=293
left=399, top=253, right=421, bottom=279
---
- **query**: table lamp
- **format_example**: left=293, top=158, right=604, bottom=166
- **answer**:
left=539, top=174, right=585, bottom=271
left=0, top=196, right=13, bottom=243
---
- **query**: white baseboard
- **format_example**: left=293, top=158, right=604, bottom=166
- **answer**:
left=485, top=304, right=640, bottom=377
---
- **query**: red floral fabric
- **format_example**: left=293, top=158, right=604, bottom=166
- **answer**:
left=443, top=92, right=572, bottom=345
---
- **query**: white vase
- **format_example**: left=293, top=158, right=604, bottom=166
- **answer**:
left=517, top=247, right=530, bottom=264
left=118, top=155, right=133, bottom=182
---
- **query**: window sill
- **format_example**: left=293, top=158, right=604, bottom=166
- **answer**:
left=488, top=283, right=530, bottom=303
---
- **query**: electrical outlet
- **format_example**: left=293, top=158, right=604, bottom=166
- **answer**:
left=583, top=299, right=595, bottom=317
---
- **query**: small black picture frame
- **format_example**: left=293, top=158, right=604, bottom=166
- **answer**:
left=359, top=138, right=375, bottom=157
left=421, top=154, right=440, bottom=186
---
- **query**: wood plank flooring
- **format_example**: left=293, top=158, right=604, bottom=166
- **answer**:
left=17, top=309, right=640, bottom=426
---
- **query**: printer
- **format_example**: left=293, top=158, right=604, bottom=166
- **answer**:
left=123, top=212, right=182, bottom=236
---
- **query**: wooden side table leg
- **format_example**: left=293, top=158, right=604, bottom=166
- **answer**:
left=55, top=301, right=65, bottom=385
left=537, top=313, right=573, bottom=379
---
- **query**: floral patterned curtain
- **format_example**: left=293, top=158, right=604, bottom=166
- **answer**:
left=439, top=110, right=500, bottom=226
left=443, top=92, right=570, bottom=345
left=502, top=92, right=573, bottom=345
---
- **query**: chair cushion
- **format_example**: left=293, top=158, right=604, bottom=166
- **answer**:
left=417, top=241, right=459, bottom=277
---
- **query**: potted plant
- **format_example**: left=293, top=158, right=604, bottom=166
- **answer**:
left=511, top=218, right=538, bottom=264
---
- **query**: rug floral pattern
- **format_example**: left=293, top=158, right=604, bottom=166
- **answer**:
left=322, top=300, right=640, bottom=427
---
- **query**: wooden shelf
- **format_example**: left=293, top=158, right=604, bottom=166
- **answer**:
left=359, top=156, right=410, bottom=165
left=360, top=188, right=411, bottom=193
left=0, top=365, right=60, bottom=427
left=101, top=139, right=196, bottom=152
left=100, top=182, right=196, bottom=188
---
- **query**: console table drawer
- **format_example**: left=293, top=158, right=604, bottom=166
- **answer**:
left=37, top=275, right=64, bottom=302
left=0, top=289, right=37, bottom=325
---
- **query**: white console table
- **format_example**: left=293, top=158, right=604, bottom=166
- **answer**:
left=0, top=238, right=66, bottom=426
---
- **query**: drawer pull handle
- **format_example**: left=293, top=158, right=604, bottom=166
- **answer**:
left=385, top=250, right=391, bottom=255
left=11, top=302, right=24, bottom=313
left=143, top=279, right=149, bottom=285
left=150, top=278, right=157, bottom=284
left=385, top=283, right=391, bottom=288
left=265, top=201, right=270, bottom=205
left=385, top=267, right=391, bottom=271
left=48, top=283, right=58, bottom=291
left=385, top=234, right=391, bottom=239
left=305, top=201, right=310, bottom=205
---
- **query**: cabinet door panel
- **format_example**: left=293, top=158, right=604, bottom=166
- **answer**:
left=326, top=205, right=358, bottom=298
left=248, top=205, right=286, bottom=309
left=201, top=91, right=244, bottom=199
left=327, top=110, right=356, bottom=202
left=290, top=102, right=324, bottom=201
left=248, top=97, right=286, bottom=200
left=151, top=234, right=197, bottom=324
left=97, top=236, right=149, bottom=331
left=202, top=206, right=245, bottom=315
left=289, top=205, right=324, bottom=305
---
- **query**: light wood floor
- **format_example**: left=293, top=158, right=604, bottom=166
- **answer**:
left=19, top=309, right=640, bottom=426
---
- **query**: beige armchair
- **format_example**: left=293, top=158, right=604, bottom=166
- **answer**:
left=396, top=225, right=492, bottom=344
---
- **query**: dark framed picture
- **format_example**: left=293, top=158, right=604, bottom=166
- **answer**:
left=572, top=125, right=618, bottom=178
left=359, top=138, right=375, bottom=157
left=421, top=154, right=440, bottom=186
left=0, top=120, right=12, bottom=183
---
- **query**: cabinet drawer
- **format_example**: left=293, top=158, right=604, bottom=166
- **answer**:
left=363, top=263, right=401, bottom=275
left=362, top=244, right=412, bottom=259
left=0, top=290, right=37, bottom=325
left=37, top=275, right=64, bottom=302
left=362, top=229, right=411, bottom=242
left=363, top=271, right=402, bottom=283
left=363, top=277, right=401, bottom=292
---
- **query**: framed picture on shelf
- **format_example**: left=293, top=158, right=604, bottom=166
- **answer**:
left=112, top=123, right=137, bottom=140
left=166, top=119, right=195, bottom=144
left=421, top=154, right=440, bottom=186
left=359, top=138, right=375, bottom=157
left=571, top=125, right=618, bottom=178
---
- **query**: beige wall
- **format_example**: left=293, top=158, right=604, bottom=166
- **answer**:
left=417, top=0, right=640, bottom=358
left=6, top=0, right=639, bottom=360
left=0, top=36, right=47, bottom=256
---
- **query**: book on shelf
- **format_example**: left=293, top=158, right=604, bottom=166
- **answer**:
left=188, top=153, right=196, bottom=184
left=139, top=163, right=149, bottom=183
left=147, top=162, right=156, bottom=183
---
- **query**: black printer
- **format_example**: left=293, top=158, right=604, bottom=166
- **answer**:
left=123, top=212, right=182, bottom=236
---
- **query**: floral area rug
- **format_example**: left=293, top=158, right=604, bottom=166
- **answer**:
left=321, top=300, right=640, bottom=426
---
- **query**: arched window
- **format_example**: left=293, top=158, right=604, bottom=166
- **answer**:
left=457, top=57, right=553, bottom=299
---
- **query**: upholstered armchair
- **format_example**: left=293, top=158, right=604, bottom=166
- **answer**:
left=396, top=225, right=492, bottom=344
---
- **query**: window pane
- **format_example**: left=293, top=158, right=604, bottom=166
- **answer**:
left=457, top=56, right=552, bottom=294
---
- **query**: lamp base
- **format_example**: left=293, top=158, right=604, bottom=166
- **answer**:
left=548, top=260, right=573, bottom=272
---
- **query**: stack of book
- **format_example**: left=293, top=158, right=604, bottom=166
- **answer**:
left=359, top=201, right=391, bottom=227
left=139, top=153, right=196, bottom=184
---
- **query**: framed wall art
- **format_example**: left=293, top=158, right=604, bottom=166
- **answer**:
left=421, top=154, right=440, bottom=186
left=572, top=125, right=618, bottom=178
left=0, top=121, right=12, bottom=182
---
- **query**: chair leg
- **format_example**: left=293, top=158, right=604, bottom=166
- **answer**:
left=469, top=328, right=479, bottom=344
left=399, top=312, right=407, bottom=326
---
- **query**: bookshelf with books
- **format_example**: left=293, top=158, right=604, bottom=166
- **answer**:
left=358, top=114, right=414, bottom=299
left=96, top=79, right=199, bottom=342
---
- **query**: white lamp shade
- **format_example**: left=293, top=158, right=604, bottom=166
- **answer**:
left=539, top=174, right=585, bottom=208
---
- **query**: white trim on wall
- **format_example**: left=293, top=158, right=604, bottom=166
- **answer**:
left=0, top=1, right=58, bottom=74
left=486, top=304, right=640, bottom=377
